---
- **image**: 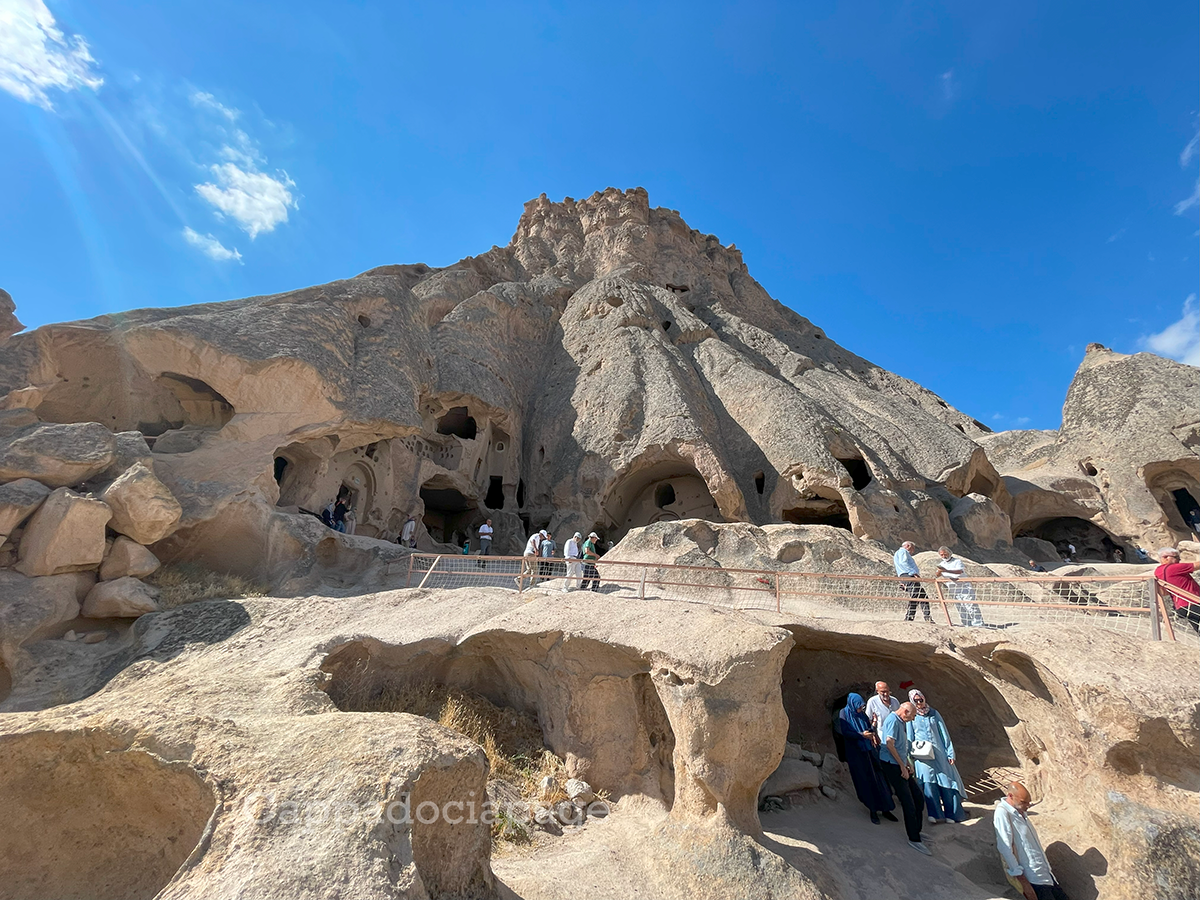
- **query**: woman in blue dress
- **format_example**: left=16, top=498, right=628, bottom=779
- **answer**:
left=905, top=688, right=967, bottom=823
left=837, top=692, right=896, bottom=824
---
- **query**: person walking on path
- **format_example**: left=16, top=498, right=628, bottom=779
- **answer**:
left=995, top=782, right=1071, bottom=900
left=879, top=702, right=929, bottom=855
left=905, top=689, right=967, bottom=824
left=866, top=681, right=900, bottom=741
left=563, top=532, right=583, bottom=592
left=516, top=530, right=545, bottom=589
left=894, top=541, right=933, bottom=622
left=936, top=547, right=985, bottom=627
left=539, top=531, right=557, bottom=582
left=838, top=693, right=897, bottom=825
left=1155, top=547, right=1200, bottom=632
left=581, top=532, right=602, bottom=592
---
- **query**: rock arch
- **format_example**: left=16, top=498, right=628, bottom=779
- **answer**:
left=155, top=372, right=234, bottom=429
left=1013, top=516, right=1125, bottom=561
left=1144, top=460, right=1200, bottom=537
left=602, top=459, right=723, bottom=542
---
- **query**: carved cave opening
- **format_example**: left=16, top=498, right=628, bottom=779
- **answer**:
left=420, top=480, right=478, bottom=546
left=779, top=627, right=1020, bottom=790
left=1013, top=517, right=1124, bottom=561
left=436, top=406, right=477, bottom=441
left=485, top=476, right=505, bottom=510
left=781, top=494, right=852, bottom=531
left=837, top=456, right=872, bottom=491
left=602, top=460, right=722, bottom=542
left=273, top=456, right=289, bottom=485
left=321, top=637, right=677, bottom=810
left=155, top=373, right=234, bottom=430
left=754, top=471, right=765, bottom=496
left=1146, top=465, right=1200, bottom=535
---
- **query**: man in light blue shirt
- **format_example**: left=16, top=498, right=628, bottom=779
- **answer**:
left=994, top=783, right=1069, bottom=900
left=878, top=702, right=929, bottom=855
left=894, top=541, right=933, bottom=622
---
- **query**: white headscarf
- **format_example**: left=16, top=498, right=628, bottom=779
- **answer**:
left=909, top=688, right=931, bottom=715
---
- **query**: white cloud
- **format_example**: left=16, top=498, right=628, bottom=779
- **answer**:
left=0, top=0, right=103, bottom=108
left=939, top=69, right=955, bottom=102
left=1139, top=294, right=1200, bottom=367
left=182, top=226, right=242, bottom=262
left=991, top=412, right=1003, bottom=421
left=189, top=90, right=239, bottom=121
left=1015, top=417, right=1031, bottom=426
left=1174, top=178, right=1199, bottom=215
left=195, top=161, right=296, bottom=238
left=1182, top=131, right=1199, bottom=167
left=1106, top=228, right=1125, bottom=243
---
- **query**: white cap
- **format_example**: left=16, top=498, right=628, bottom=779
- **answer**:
left=588, top=532, right=598, bottom=538
left=574, top=532, right=582, bottom=538
left=540, top=530, right=549, bottom=537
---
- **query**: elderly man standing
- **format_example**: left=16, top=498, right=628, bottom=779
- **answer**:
left=879, top=702, right=929, bottom=855
left=866, top=681, right=900, bottom=740
left=936, top=546, right=985, bottom=627
left=895, top=541, right=933, bottom=622
left=1155, top=547, right=1200, bottom=633
left=562, top=532, right=583, bottom=592
left=995, top=782, right=1070, bottom=900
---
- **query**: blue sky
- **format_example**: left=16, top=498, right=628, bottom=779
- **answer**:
left=2, top=1, right=1197, bottom=432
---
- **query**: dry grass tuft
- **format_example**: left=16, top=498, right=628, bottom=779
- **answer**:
left=147, top=563, right=268, bottom=609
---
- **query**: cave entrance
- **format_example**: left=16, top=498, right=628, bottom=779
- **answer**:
left=1013, top=516, right=1123, bottom=561
left=781, top=495, right=852, bottom=531
left=420, top=480, right=478, bottom=546
left=837, top=457, right=872, bottom=491
left=602, top=460, right=723, bottom=542
left=155, top=373, right=234, bottom=429
left=485, top=476, right=505, bottom=510
left=436, top=407, right=477, bottom=440
left=779, top=627, right=1020, bottom=791
left=342, top=463, right=375, bottom=527
left=1171, top=489, right=1200, bottom=534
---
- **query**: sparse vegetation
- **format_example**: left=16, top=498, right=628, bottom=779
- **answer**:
left=146, top=563, right=268, bottom=609
left=329, top=667, right=574, bottom=843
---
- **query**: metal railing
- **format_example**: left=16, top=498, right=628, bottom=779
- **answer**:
left=402, top=553, right=1197, bottom=645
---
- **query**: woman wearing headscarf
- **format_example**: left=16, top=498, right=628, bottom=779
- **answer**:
left=838, top=692, right=896, bottom=824
left=905, top=688, right=967, bottom=823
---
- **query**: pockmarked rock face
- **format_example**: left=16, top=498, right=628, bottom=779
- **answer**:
left=0, top=477, right=50, bottom=539
left=100, top=461, right=182, bottom=544
left=0, top=422, right=117, bottom=488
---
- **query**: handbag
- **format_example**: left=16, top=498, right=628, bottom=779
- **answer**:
left=910, top=740, right=936, bottom=761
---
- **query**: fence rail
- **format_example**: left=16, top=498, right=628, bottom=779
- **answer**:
left=402, top=553, right=1199, bottom=645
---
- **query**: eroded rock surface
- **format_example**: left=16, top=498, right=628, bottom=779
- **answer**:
left=15, top=487, right=111, bottom=577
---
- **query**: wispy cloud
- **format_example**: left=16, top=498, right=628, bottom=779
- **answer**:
left=939, top=69, right=956, bottom=102
left=189, top=91, right=298, bottom=238
left=991, top=412, right=1003, bottom=421
left=1106, top=228, right=1125, bottom=243
left=1015, top=416, right=1031, bottom=426
left=1139, top=294, right=1200, bottom=367
left=182, top=227, right=242, bottom=262
left=0, top=0, right=103, bottom=109
left=1181, top=131, right=1199, bottom=168
left=1177, top=128, right=1200, bottom=215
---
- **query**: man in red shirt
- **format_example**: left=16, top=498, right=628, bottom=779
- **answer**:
left=1155, top=548, right=1200, bottom=632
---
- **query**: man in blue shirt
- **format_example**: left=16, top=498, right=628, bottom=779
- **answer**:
left=894, top=541, right=933, bottom=623
left=879, top=702, right=930, bottom=855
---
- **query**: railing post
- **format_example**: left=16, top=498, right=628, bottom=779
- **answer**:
left=933, top=579, right=954, bottom=627
left=1153, top=578, right=1177, bottom=642
left=406, top=553, right=415, bottom=588
left=775, top=573, right=782, bottom=613
left=639, top=567, right=647, bottom=601
left=416, top=555, right=442, bottom=590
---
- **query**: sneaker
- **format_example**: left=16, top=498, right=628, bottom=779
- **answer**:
left=870, top=812, right=881, bottom=825
left=908, top=840, right=932, bottom=856
left=881, top=811, right=898, bottom=822
left=928, top=816, right=939, bottom=824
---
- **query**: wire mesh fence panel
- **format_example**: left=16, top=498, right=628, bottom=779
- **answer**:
left=400, top=554, right=1194, bottom=646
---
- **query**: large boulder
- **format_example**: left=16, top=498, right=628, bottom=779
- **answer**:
left=0, top=570, right=81, bottom=670
left=98, top=537, right=161, bottom=581
left=758, top=757, right=820, bottom=798
left=97, top=432, right=154, bottom=483
left=0, top=422, right=117, bottom=488
left=0, top=478, right=51, bottom=540
left=82, top=576, right=161, bottom=618
left=1015, top=535, right=1060, bottom=563
left=949, top=492, right=1013, bottom=550
left=14, top=488, right=111, bottom=577
left=0, top=287, right=22, bottom=343
left=100, top=463, right=182, bottom=544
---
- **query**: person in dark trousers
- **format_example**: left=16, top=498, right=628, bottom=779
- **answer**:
left=838, top=693, right=897, bottom=825
left=581, top=531, right=601, bottom=591
left=879, top=701, right=930, bottom=855
left=894, top=541, right=932, bottom=622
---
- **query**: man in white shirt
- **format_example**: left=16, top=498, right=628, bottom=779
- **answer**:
left=936, top=546, right=984, bottom=627
left=478, top=520, right=493, bottom=555
left=866, top=681, right=900, bottom=740
left=994, top=782, right=1070, bottom=900
left=563, top=532, right=583, bottom=592
left=399, top=515, right=417, bottom=548
left=516, top=530, right=545, bottom=589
